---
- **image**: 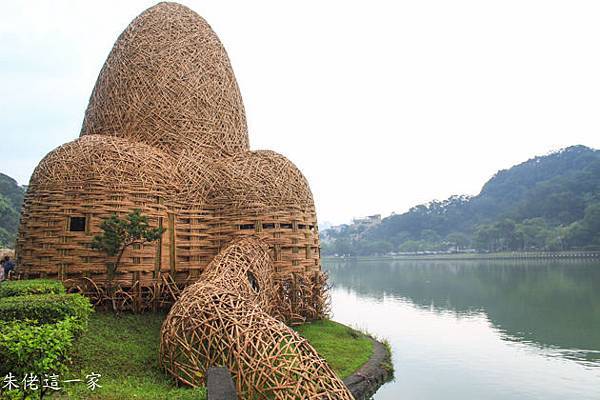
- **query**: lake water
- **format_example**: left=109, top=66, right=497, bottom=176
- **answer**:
left=323, top=258, right=600, bottom=400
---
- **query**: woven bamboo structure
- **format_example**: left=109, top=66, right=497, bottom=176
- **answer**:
left=81, top=2, right=249, bottom=159
left=16, top=2, right=322, bottom=321
left=160, top=237, right=353, bottom=399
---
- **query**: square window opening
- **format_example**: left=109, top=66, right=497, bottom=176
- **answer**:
left=69, top=216, right=86, bottom=232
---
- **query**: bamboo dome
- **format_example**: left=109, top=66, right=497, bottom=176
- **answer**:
left=210, top=150, right=315, bottom=212
left=19, top=135, right=176, bottom=285
left=30, top=135, right=177, bottom=191
left=17, top=2, right=324, bottom=320
left=81, top=2, right=249, bottom=158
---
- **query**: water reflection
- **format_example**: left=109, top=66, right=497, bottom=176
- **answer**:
left=326, top=259, right=600, bottom=362
left=324, top=258, right=600, bottom=400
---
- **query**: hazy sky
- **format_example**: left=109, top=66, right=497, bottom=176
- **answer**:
left=1, top=1, right=599, bottom=224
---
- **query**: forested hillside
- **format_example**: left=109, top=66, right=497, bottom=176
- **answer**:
left=0, top=173, right=25, bottom=247
left=323, top=145, right=600, bottom=255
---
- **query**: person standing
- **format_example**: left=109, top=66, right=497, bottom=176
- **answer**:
left=2, top=256, right=15, bottom=279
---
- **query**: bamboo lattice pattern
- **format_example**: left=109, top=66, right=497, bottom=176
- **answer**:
left=81, top=2, right=249, bottom=159
left=160, top=238, right=353, bottom=399
left=16, top=1, right=323, bottom=322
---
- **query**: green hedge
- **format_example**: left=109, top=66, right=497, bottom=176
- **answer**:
left=0, top=293, right=93, bottom=332
left=0, top=278, right=65, bottom=298
left=0, top=317, right=77, bottom=377
left=0, top=287, right=93, bottom=398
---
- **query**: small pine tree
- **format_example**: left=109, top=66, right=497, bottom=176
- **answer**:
left=92, top=209, right=164, bottom=278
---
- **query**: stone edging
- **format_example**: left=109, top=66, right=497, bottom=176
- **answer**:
left=343, top=338, right=393, bottom=400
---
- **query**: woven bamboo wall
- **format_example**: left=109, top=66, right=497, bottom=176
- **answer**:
left=16, top=2, right=324, bottom=320
left=17, top=135, right=175, bottom=286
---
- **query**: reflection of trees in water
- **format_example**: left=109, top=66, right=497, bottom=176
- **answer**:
left=325, top=259, right=600, bottom=358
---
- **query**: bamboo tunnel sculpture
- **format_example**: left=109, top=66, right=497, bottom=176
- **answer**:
left=17, top=2, right=355, bottom=398
left=160, top=237, right=353, bottom=399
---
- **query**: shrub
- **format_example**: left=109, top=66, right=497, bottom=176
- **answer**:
left=0, top=318, right=77, bottom=397
left=0, top=293, right=93, bottom=333
left=0, top=278, right=65, bottom=298
left=0, top=317, right=76, bottom=375
left=0, top=284, right=93, bottom=398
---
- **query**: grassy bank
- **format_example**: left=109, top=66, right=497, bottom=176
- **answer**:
left=293, top=319, right=374, bottom=378
left=56, top=312, right=373, bottom=399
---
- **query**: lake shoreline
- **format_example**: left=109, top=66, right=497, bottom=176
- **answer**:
left=323, top=250, right=600, bottom=261
left=344, top=338, right=393, bottom=400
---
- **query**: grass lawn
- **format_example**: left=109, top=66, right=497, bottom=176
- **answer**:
left=57, top=312, right=206, bottom=400
left=293, top=320, right=374, bottom=379
left=56, top=312, right=373, bottom=399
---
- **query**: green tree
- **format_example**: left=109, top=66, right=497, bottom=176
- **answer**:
left=516, top=218, right=548, bottom=250
left=92, top=209, right=164, bottom=278
left=474, top=224, right=499, bottom=252
left=495, top=219, right=519, bottom=250
left=398, top=240, right=422, bottom=253
left=563, top=221, right=589, bottom=249
left=562, top=202, right=600, bottom=249
left=446, top=232, right=469, bottom=251
left=320, top=241, right=333, bottom=255
left=544, top=227, right=566, bottom=251
left=364, top=240, right=393, bottom=255
left=333, top=238, right=352, bottom=256
left=582, top=202, right=600, bottom=235
left=420, top=229, right=440, bottom=243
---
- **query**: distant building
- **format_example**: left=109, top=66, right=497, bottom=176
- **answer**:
left=352, top=214, right=382, bottom=226
left=328, top=224, right=346, bottom=233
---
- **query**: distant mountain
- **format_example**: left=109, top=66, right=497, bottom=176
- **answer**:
left=0, top=173, right=25, bottom=248
left=323, top=145, right=600, bottom=255
left=473, top=145, right=599, bottom=224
